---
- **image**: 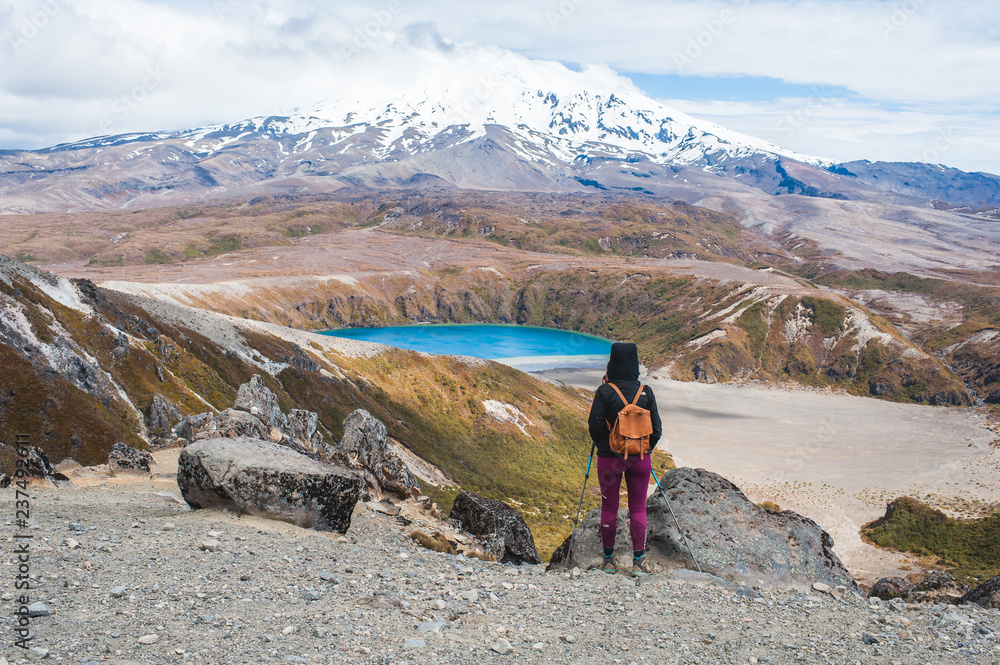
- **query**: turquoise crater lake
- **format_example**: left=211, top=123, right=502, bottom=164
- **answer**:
left=320, top=324, right=614, bottom=372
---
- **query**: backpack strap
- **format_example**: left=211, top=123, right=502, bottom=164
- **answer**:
left=606, top=383, right=627, bottom=431
left=609, top=382, right=644, bottom=407
left=607, top=382, right=629, bottom=406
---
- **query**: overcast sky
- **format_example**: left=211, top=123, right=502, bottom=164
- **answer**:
left=1, top=0, right=998, bottom=174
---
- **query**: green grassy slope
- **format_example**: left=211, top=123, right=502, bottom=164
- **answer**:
left=863, top=497, right=1000, bottom=586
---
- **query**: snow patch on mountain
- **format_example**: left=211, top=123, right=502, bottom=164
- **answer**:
left=49, top=48, right=829, bottom=173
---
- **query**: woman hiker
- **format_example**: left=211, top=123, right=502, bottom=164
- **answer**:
left=587, top=342, right=663, bottom=575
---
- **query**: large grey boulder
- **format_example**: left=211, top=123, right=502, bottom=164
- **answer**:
left=177, top=437, right=363, bottom=532
left=450, top=491, right=540, bottom=565
left=961, top=575, right=1000, bottom=609
left=868, top=577, right=913, bottom=601
left=328, top=409, right=419, bottom=500
left=907, top=571, right=968, bottom=604
left=173, top=411, right=215, bottom=443
left=287, top=409, right=324, bottom=451
left=234, top=374, right=287, bottom=432
left=108, top=442, right=153, bottom=475
left=203, top=409, right=270, bottom=441
left=146, top=394, right=182, bottom=437
left=550, top=467, right=859, bottom=592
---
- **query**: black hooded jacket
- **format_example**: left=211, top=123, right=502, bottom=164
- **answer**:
left=588, top=342, right=662, bottom=457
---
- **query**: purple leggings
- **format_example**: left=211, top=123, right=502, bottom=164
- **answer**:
left=596, top=454, right=652, bottom=551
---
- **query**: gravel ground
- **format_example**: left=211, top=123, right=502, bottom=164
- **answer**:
left=3, top=469, right=999, bottom=665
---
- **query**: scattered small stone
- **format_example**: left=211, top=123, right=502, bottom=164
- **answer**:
left=433, top=599, right=447, bottom=610
left=26, top=648, right=49, bottom=661
left=531, top=642, right=545, bottom=651
left=200, top=539, right=221, bottom=552
left=491, top=638, right=514, bottom=654
left=403, top=639, right=426, bottom=649
left=138, top=634, right=159, bottom=645
left=26, top=602, right=50, bottom=617
left=418, top=621, right=446, bottom=633
left=303, top=590, right=321, bottom=601
left=110, top=586, right=127, bottom=598
left=68, top=523, right=85, bottom=532
left=812, top=582, right=833, bottom=594
left=281, top=626, right=295, bottom=635
left=162, top=523, right=176, bottom=531
left=862, top=633, right=879, bottom=645
left=312, top=627, right=329, bottom=638
left=461, top=589, right=479, bottom=602
left=64, top=538, right=80, bottom=549
left=562, top=634, right=577, bottom=644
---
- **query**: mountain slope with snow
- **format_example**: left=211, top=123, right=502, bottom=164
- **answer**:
left=0, top=56, right=844, bottom=213
left=1, top=48, right=998, bottom=255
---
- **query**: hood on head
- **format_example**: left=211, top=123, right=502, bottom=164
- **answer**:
left=606, top=342, right=640, bottom=382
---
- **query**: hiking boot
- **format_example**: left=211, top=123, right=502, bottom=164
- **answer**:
left=602, top=555, right=617, bottom=574
left=632, top=553, right=654, bottom=576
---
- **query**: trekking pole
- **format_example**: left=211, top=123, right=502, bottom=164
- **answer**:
left=564, top=442, right=597, bottom=571
left=650, top=467, right=703, bottom=574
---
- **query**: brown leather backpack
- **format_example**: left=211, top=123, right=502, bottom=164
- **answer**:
left=606, top=383, right=653, bottom=459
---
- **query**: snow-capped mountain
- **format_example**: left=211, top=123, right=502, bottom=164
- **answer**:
left=0, top=57, right=840, bottom=213
left=0, top=54, right=997, bottom=213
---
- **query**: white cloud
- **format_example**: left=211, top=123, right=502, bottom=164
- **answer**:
left=418, top=0, right=1000, bottom=107
left=660, top=97, right=1000, bottom=173
left=0, top=0, right=997, bottom=174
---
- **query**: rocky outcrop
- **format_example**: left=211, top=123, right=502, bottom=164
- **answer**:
left=961, top=575, right=1000, bottom=609
left=868, top=577, right=913, bottom=601
left=450, top=491, right=540, bottom=565
left=907, top=571, right=969, bottom=604
left=172, top=412, right=216, bottom=443
left=234, top=374, right=287, bottom=432
left=327, top=409, right=419, bottom=500
left=176, top=377, right=328, bottom=457
left=18, top=446, right=69, bottom=481
left=287, top=409, right=324, bottom=452
left=550, top=467, right=858, bottom=592
left=202, top=409, right=270, bottom=441
left=108, top=442, right=153, bottom=475
left=146, top=394, right=182, bottom=437
left=177, top=437, right=363, bottom=532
